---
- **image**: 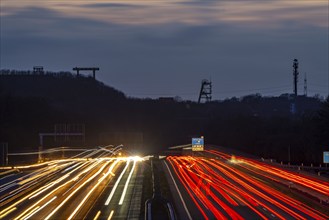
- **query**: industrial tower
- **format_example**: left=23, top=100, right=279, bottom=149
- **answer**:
left=198, top=79, right=212, bottom=104
left=293, top=59, right=299, bottom=97
left=304, top=73, right=307, bottom=96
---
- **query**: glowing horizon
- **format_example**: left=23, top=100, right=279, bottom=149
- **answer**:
left=2, top=0, right=327, bottom=27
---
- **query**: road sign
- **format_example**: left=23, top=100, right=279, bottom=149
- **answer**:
left=192, top=137, right=204, bottom=151
left=324, top=152, right=329, bottom=163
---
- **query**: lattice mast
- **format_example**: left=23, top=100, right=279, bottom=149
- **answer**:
left=293, top=59, right=299, bottom=97
left=198, top=79, right=212, bottom=104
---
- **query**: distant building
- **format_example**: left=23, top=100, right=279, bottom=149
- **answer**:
left=158, top=97, right=175, bottom=103
left=33, top=66, right=44, bottom=75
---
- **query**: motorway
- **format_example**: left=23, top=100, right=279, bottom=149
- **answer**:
left=165, top=150, right=329, bottom=220
left=0, top=155, right=143, bottom=220
left=1, top=147, right=329, bottom=220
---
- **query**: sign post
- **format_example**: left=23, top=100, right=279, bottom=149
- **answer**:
left=192, top=137, right=204, bottom=152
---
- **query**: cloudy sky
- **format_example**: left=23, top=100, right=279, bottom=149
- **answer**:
left=1, top=0, right=328, bottom=100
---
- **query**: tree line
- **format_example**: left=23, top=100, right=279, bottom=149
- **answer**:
left=0, top=71, right=328, bottom=164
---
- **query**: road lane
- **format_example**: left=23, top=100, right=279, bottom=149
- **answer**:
left=163, top=160, right=193, bottom=220
left=166, top=154, right=329, bottom=220
left=0, top=156, right=143, bottom=220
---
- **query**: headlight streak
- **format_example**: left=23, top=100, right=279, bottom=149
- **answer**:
left=44, top=160, right=110, bottom=220
left=13, top=162, right=90, bottom=220
left=0, top=180, right=39, bottom=204
left=0, top=173, right=17, bottom=182
left=61, top=161, right=83, bottom=173
left=167, top=154, right=329, bottom=220
left=0, top=182, right=18, bottom=194
left=8, top=159, right=94, bottom=219
left=1, top=161, right=84, bottom=205
left=1, top=145, right=142, bottom=219
left=0, top=164, right=54, bottom=192
left=22, top=196, right=57, bottom=220
left=28, top=174, right=70, bottom=199
left=61, top=160, right=103, bottom=196
left=0, top=207, right=17, bottom=219
left=8, top=161, right=92, bottom=219
left=118, top=160, right=136, bottom=205
left=20, top=206, right=40, bottom=220
left=93, top=210, right=101, bottom=220
left=104, top=160, right=130, bottom=205
left=67, top=160, right=119, bottom=220
left=107, top=210, right=114, bottom=220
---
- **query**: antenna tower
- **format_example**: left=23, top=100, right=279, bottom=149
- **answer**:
left=198, top=79, right=212, bottom=104
left=304, top=73, right=307, bottom=96
left=293, top=59, right=299, bottom=97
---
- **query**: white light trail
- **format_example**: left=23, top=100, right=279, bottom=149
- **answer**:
left=0, top=183, right=18, bottom=193
left=19, top=206, right=40, bottom=220
left=14, top=161, right=91, bottom=220
left=67, top=160, right=119, bottom=220
left=104, top=161, right=130, bottom=205
left=23, top=196, right=57, bottom=220
left=118, top=160, right=136, bottom=205
left=44, top=161, right=109, bottom=220
left=28, top=174, right=69, bottom=199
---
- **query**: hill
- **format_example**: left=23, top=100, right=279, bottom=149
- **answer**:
left=0, top=70, right=327, bottom=164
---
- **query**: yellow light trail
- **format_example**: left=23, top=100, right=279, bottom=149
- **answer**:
left=20, top=206, right=40, bottom=220
left=14, top=161, right=91, bottom=220
left=44, top=161, right=110, bottom=220
left=28, top=174, right=70, bottom=199
left=104, top=160, right=130, bottom=205
left=67, top=160, right=119, bottom=220
left=0, top=207, right=17, bottom=219
left=108, top=210, right=114, bottom=220
left=93, top=211, right=101, bottom=220
left=23, top=196, right=57, bottom=220
left=0, top=187, right=45, bottom=216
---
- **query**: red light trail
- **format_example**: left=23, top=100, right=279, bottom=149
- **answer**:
left=167, top=152, right=329, bottom=220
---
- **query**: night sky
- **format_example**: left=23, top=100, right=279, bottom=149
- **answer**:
left=1, top=0, right=328, bottom=100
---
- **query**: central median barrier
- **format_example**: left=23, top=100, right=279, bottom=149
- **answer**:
left=145, top=157, right=176, bottom=220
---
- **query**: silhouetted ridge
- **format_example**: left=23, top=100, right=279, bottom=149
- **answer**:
left=0, top=69, right=328, bottom=164
left=0, top=70, right=125, bottom=101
